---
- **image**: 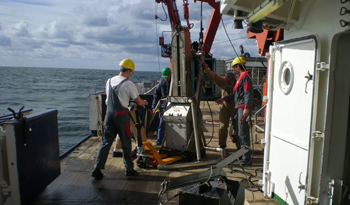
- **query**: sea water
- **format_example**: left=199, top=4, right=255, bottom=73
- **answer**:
left=0, top=66, right=161, bottom=154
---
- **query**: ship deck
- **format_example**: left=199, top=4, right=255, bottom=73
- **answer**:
left=29, top=101, right=277, bottom=205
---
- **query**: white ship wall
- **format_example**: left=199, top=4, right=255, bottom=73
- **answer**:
left=285, top=0, right=350, bottom=62
left=285, top=1, right=350, bottom=204
left=219, top=0, right=350, bottom=204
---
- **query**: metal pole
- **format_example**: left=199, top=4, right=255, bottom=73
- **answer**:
left=254, top=108, right=258, bottom=143
left=189, top=99, right=201, bottom=161
left=176, top=33, right=181, bottom=95
left=205, top=146, right=225, bottom=157
left=158, top=158, right=221, bottom=170
left=258, top=67, right=260, bottom=87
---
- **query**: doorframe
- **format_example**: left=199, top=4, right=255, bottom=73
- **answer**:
left=319, top=31, right=350, bottom=204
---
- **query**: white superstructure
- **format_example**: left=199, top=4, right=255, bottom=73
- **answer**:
left=219, top=0, right=350, bottom=204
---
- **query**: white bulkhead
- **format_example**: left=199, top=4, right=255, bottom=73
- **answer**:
left=219, top=0, right=350, bottom=204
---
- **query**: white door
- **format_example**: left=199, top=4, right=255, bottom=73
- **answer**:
left=263, top=36, right=318, bottom=204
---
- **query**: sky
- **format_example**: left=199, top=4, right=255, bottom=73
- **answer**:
left=0, top=0, right=259, bottom=72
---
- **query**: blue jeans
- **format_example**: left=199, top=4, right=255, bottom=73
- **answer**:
left=156, top=111, right=165, bottom=145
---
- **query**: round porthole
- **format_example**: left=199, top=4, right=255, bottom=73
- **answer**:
left=278, top=61, right=294, bottom=94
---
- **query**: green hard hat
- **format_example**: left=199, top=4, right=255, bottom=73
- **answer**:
left=162, top=67, right=171, bottom=78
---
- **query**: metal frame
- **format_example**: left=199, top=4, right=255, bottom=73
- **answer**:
left=253, top=104, right=266, bottom=143
left=159, top=147, right=249, bottom=191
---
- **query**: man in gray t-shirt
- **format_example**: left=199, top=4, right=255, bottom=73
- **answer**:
left=91, top=59, right=148, bottom=179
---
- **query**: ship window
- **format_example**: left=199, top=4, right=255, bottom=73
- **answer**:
left=279, top=61, right=294, bottom=95
left=284, top=69, right=291, bottom=85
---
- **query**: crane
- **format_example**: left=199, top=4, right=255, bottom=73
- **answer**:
left=136, top=0, right=225, bottom=170
left=155, top=0, right=221, bottom=58
left=147, top=0, right=223, bottom=163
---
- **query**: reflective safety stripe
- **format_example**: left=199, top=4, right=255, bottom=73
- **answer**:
left=244, top=82, right=251, bottom=91
left=125, top=122, right=130, bottom=136
left=233, top=71, right=249, bottom=91
left=237, top=104, right=253, bottom=108
left=222, top=97, right=229, bottom=103
left=116, top=111, right=127, bottom=115
left=240, top=118, right=247, bottom=123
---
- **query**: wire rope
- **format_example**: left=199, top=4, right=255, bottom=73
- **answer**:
left=220, top=16, right=264, bottom=97
left=211, top=37, right=250, bottom=45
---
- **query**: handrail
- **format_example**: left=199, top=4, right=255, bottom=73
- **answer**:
left=0, top=109, right=33, bottom=123
left=144, top=84, right=158, bottom=94
left=253, top=104, right=266, bottom=143
left=60, top=134, right=92, bottom=160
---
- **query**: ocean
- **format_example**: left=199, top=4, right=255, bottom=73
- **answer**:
left=0, top=66, right=161, bottom=154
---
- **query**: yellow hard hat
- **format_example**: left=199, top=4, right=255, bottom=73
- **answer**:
left=231, top=57, right=246, bottom=68
left=119, top=59, right=135, bottom=71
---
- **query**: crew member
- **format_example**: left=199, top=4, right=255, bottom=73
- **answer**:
left=203, top=63, right=237, bottom=149
left=216, top=57, right=254, bottom=166
left=92, top=59, right=148, bottom=179
left=152, top=67, right=171, bottom=146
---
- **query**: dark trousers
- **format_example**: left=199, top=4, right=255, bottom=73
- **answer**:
left=156, top=109, right=165, bottom=145
left=236, top=107, right=252, bottom=161
left=94, top=114, right=133, bottom=171
left=219, top=105, right=237, bottom=147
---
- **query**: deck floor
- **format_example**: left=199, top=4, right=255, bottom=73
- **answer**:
left=29, top=101, right=277, bottom=205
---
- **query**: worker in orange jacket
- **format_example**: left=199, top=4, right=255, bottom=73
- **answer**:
left=204, top=63, right=237, bottom=149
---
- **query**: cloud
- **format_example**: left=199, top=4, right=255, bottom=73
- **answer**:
left=0, top=35, right=11, bottom=46
left=85, top=17, right=109, bottom=27
left=8, top=21, right=31, bottom=37
left=35, top=24, right=48, bottom=38
left=72, top=3, right=110, bottom=27
left=64, top=40, right=92, bottom=46
left=21, top=38, right=45, bottom=49
left=9, top=0, right=55, bottom=6
left=49, top=42, right=70, bottom=47
left=46, top=21, right=73, bottom=39
left=0, top=0, right=258, bottom=70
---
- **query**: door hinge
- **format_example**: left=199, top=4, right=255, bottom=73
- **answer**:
left=264, top=170, right=274, bottom=198
left=265, top=52, right=271, bottom=59
left=316, top=62, right=330, bottom=71
left=263, top=96, right=269, bottom=103
left=265, top=170, right=271, bottom=180
left=312, top=131, right=324, bottom=140
left=1, top=180, right=10, bottom=196
left=328, top=179, right=335, bottom=204
left=306, top=196, right=319, bottom=204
